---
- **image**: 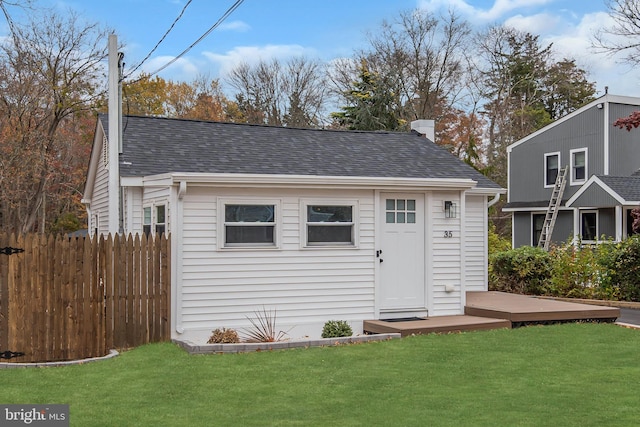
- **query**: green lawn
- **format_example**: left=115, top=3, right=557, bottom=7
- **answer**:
left=1, top=323, right=639, bottom=426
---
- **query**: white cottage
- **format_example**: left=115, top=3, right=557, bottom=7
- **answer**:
left=82, top=114, right=504, bottom=341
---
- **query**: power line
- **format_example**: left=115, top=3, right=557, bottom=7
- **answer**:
left=125, top=0, right=193, bottom=79
left=143, top=0, right=245, bottom=78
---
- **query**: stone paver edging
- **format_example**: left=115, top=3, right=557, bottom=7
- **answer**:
left=174, top=333, right=401, bottom=354
left=0, top=349, right=119, bottom=369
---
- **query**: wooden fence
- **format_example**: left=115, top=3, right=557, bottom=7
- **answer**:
left=0, top=232, right=170, bottom=363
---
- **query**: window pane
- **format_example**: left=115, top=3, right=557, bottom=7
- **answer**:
left=308, top=206, right=352, bottom=222
left=308, top=225, right=353, bottom=243
left=386, top=212, right=395, bottom=223
left=143, top=207, right=151, bottom=225
left=226, top=205, right=274, bottom=222
left=533, top=214, right=545, bottom=244
left=574, top=152, right=585, bottom=167
left=407, top=200, right=415, bottom=211
left=546, top=155, right=559, bottom=185
left=386, top=199, right=395, bottom=210
left=156, top=205, right=165, bottom=223
left=226, top=225, right=274, bottom=244
left=155, top=224, right=165, bottom=235
left=407, top=212, right=416, bottom=223
left=397, top=199, right=405, bottom=210
left=397, top=212, right=405, bottom=223
left=581, top=212, right=597, bottom=241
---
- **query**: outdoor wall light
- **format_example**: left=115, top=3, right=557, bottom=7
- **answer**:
left=444, top=201, right=457, bottom=219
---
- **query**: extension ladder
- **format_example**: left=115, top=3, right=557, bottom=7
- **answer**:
left=538, top=166, right=568, bottom=251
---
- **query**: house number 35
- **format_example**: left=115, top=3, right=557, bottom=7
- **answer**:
left=444, top=231, right=453, bottom=238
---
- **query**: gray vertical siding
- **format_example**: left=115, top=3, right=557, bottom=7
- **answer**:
left=599, top=208, right=616, bottom=239
left=608, top=103, right=640, bottom=176
left=509, top=105, right=605, bottom=204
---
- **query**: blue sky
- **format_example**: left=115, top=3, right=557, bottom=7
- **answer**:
left=15, top=0, right=640, bottom=97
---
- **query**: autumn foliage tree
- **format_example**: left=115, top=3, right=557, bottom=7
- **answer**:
left=0, top=10, right=109, bottom=233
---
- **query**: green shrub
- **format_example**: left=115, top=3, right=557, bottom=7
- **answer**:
left=607, top=235, right=640, bottom=301
left=548, top=240, right=618, bottom=300
left=489, top=246, right=552, bottom=295
left=488, top=222, right=511, bottom=257
left=207, top=328, right=240, bottom=344
left=321, top=320, right=353, bottom=338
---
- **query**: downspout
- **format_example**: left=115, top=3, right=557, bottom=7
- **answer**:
left=488, top=193, right=501, bottom=207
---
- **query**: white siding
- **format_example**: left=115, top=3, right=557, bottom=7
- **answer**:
left=126, top=187, right=143, bottom=234
left=178, top=187, right=376, bottom=339
left=464, top=195, right=488, bottom=292
left=92, top=143, right=110, bottom=235
left=429, top=191, right=463, bottom=315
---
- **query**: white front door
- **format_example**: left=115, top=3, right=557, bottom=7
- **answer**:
left=379, top=193, right=426, bottom=313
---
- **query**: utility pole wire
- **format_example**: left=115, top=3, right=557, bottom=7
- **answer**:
left=125, top=0, right=193, bottom=79
left=144, top=0, right=245, bottom=78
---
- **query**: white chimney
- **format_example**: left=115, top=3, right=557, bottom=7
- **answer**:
left=411, top=119, right=435, bottom=142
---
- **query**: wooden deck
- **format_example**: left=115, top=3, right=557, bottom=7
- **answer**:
left=363, top=292, right=620, bottom=337
left=465, top=291, right=620, bottom=325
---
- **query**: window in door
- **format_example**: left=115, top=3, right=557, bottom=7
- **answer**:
left=570, top=148, right=587, bottom=185
left=532, top=213, right=545, bottom=245
left=544, top=152, right=560, bottom=187
left=385, top=199, right=416, bottom=224
left=626, top=208, right=640, bottom=237
left=580, top=210, right=598, bottom=241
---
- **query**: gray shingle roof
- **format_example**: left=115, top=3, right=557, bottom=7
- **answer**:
left=597, top=175, right=640, bottom=202
left=100, top=114, right=500, bottom=189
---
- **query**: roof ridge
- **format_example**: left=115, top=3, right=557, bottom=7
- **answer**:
left=101, top=113, right=409, bottom=136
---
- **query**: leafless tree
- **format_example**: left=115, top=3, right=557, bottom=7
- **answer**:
left=344, top=9, right=472, bottom=130
left=227, top=57, right=327, bottom=127
left=0, top=9, right=110, bottom=233
left=593, top=0, right=640, bottom=65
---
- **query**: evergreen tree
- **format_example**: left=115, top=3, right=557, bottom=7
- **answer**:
left=331, top=60, right=402, bottom=131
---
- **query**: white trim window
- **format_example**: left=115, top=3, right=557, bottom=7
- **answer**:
left=143, top=204, right=167, bottom=237
left=570, top=148, right=588, bottom=185
left=304, top=203, right=356, bottom=247
left=580, top=210, right=598, bottom=242
left=222, top=201, right=278, bottom=248
left=544, top=152, right=560, bottom=187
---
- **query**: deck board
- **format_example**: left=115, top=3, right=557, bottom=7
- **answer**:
left=364, top=292, right=620, bottom=337
left=363, top=315, right=510, bottom=337
left=465, top=291, right=620, bottom=323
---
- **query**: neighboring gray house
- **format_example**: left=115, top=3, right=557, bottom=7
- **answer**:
left=504, top=94, right=640, bottom=248
left=82, top=114, right=503, bottom=341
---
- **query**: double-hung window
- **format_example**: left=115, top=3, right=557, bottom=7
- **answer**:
left=570, top=148, right=587, bottom=185
left=544, top=152, right=560, bottom=187
left=305, top=204, right=355, bottom=246
left=223, top=203, right=276, bottom=247
left=143, top=204, right=166, bottom=237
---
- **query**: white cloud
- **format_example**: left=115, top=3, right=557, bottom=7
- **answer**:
left=141, top=55, right=200, bottom=80
left=504, top=13, right=560, bottom=34
left=218, top=20, right=251, bottom=32
left=418, top=0, right=554, bottom=23
left=203, top=44, right=317, bottom=77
